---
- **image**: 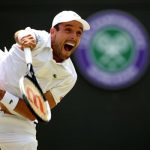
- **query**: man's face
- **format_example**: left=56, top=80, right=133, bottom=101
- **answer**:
left=51, top=20, right=83, bottom=62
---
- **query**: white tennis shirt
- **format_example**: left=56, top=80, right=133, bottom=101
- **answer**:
left=0, top=27, right=77, bottom=105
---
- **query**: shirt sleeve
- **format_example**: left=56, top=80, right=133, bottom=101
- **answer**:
left=50, top=75, right=77, bottom=104
left=31, top=28, right=51, bottom=50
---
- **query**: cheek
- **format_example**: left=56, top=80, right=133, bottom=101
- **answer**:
left=51, top=33, right=57, bottom=44
left=56, top=33, right=65, bottom=43
left=76, top=39, right=81, bottom=47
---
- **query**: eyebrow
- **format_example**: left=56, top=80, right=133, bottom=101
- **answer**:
left=64, top=24, right=83, bottom=31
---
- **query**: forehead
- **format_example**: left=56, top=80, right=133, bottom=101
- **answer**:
left=60, top=20, right=83, bottom=31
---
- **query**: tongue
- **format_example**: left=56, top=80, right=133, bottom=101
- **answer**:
left=64, top=44, right=72, bottom=51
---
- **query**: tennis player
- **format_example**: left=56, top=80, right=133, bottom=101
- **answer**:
left=0, top=10, right=90, bottom=150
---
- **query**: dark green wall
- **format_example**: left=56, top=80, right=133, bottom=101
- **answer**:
left=0, top=1, right=150, bottom=150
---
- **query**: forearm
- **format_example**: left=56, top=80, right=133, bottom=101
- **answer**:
left=0, top=99, right=36, bottom=121
left=44, top=90, right=57, bottom=109
left=14, top=98, right=36, bottom=121
left=14, top=91, right=57, bottom=119
left=0, top=89, right=57, bottom=121
left=0, top=91, right=36, bottom=121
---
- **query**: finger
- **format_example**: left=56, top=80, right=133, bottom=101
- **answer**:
left=21, top=39, right=36, bottom=49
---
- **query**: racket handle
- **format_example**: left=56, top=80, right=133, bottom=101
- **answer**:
left=45, top=101, right=51, bottom=121
left=24, top=48, right=32, bottom=64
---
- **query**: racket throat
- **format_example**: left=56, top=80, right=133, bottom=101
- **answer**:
left=26, top=64, right=35, bottom=78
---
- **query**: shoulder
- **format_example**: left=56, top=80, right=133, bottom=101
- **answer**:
left=62, top=58, right=77, bottom=80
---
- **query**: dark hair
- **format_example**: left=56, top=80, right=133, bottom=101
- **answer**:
left=53, top=23, right=61, bottom=31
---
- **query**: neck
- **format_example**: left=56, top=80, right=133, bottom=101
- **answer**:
left=53, top=55, right=63, bottom=63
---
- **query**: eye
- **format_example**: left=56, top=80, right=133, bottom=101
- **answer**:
left=65, top=28, right=72, bottom=33
left=77, top=31, right=82, bottom=37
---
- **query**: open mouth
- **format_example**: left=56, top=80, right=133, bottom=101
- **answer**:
left=64, top=42, right=75, bottom=51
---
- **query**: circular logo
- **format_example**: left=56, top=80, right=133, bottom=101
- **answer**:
left=74, top=10, right=150, bottom=90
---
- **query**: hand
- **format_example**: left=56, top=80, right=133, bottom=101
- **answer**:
left=20, top=34, right=37, bottom=50
left=0, top=89, right=6, bottom=100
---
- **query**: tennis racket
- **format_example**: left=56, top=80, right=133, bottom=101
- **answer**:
left=19, top=48, right=51, bottom=122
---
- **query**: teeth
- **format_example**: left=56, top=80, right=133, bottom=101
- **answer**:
left=66, top=42, right=75, bottom=46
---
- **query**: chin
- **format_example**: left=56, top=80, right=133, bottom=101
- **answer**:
left=63, top=56, right=70, bottom=61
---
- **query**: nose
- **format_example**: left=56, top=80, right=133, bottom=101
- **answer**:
left=70, top=32, right=77, bottom=40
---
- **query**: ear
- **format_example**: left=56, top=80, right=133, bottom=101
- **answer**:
left=50, top=28, right=56, bottom=42
left=50, top=28, right=55, bottom=34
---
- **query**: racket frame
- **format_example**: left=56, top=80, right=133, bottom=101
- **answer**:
left=19, top=48, right=51, bottom=122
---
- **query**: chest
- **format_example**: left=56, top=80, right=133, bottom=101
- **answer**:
left=32, top=60, right=72, bottom=92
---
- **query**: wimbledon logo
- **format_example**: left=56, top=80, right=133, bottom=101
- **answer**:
left=74, top=10, right=150, bottom=90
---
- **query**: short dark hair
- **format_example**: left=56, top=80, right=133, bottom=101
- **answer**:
left=53, top=23, right=61, bottom=31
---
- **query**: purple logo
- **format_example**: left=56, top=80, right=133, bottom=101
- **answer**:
left=74, top=10, right=150, bottom=90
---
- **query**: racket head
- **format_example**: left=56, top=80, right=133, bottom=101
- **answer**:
left=19, top=75, right=51, bottom=122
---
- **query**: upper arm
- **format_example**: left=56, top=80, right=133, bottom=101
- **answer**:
left=44, top=74, right=77, bottom=109
left=44, top=90, right=56, bottom=109
left=50, top=75, right=77, bottom=105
